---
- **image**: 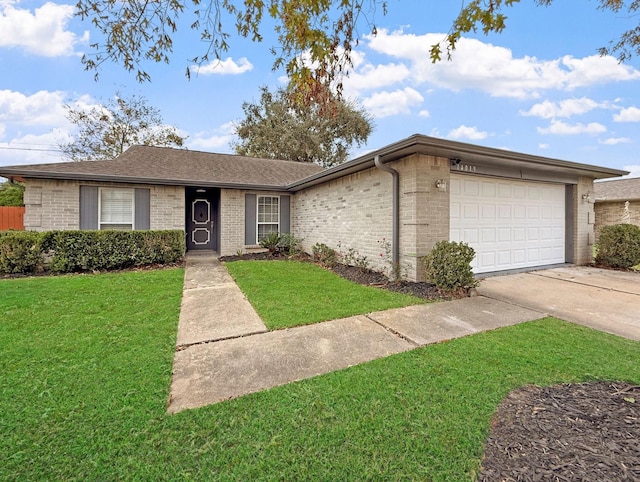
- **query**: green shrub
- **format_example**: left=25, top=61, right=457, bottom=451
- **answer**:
left=311, top=243, right=338, bottom=268
left=259, top=232, right=281, bottom=254
left=421, top=241, right=478, bottom=292
left=0, top=231, right=44, bottom=274
left=42, top=230, right=185, bottom=273
left=277, top=233, right=303, bottom=255
left=595, top=224, right=640, bottom=269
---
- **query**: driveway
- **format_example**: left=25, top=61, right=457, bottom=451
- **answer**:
left=478, top=266, right=640, bottom=341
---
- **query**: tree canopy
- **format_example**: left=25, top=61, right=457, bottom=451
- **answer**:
left=0, top=181, right=25, bottom=207
left=233, top=86, right=372, bottom=167
left=78, top=0, right=640, bottom=99
left=59, top=93, right=187, bottom=162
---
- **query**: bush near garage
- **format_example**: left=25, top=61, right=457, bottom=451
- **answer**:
left=421, top=241, right=478, bottom=293
left=0, top=230, right=185, bottom=274
left=595, top=223, right=640, bottom=270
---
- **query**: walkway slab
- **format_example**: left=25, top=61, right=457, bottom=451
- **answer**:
left=168, top=316, right=413, bottom=412
left=479, top=270, right=640, bottom=341
left=175, top=254, right=267, bottom=346
left=369, top=297, right=545, bottom=346
left=176, top=285, right=268, bottom=346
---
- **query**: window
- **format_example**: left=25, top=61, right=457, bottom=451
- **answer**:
left=257, top=196, right=279, bottom=241
left=99, top=188, right=134, bottom=230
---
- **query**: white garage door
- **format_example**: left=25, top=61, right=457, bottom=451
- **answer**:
left=450, top=175, right=565, bottom=274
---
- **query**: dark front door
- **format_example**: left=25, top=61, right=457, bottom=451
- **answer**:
left=186, top=188, right=218, bottom=251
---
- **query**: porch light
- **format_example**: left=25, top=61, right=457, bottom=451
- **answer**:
left=435, top=179, right=447, bottom=192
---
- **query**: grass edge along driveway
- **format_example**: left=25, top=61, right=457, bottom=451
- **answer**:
left=225, top=259, right=425, bottom=330
left=2, top=269, right=640, bottom=480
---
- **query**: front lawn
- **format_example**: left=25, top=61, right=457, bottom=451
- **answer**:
left=224, top=259, right=425, bottom=329
left=1, top=270, right=639, bottom=480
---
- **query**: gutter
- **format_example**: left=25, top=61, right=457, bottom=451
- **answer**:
left=374, top=154, right=400, bottom=276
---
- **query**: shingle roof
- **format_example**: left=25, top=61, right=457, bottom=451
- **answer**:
left=0, top=145, right=326, bottom=189
left=594, top=177, right=640, bottom=202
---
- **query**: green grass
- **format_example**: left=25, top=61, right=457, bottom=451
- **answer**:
left=224, top=260, right=425, bottom=329
left=2, top=270, right=640, bottom=480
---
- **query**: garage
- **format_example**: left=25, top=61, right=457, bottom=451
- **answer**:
left=450, top=174, right=566, bottom=274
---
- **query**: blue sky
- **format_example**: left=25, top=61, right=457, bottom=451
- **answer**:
left=1, top=0, right=639, bottom=177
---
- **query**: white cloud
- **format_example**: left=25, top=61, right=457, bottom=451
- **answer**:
left=362, top=29, right=640, bottom=99
left=0, top=1, right=88, bottom=56
left=538, top=143, right=549, bottom=149
left=537, top=120, right=607, bottom=135
left=418, top=109, right=430, bottom=118
left=188, top=122, right=235, bottom=151
left=613, top=106, right=640, bottom=122
left=362, top=87, right=424, bottom=118
left=193, top=57, right=253, bottom=75
left=599, top=137, right=631, bottom=145
left=447, top=125, right=489, bottom=140
left=342, top=62, right=411, bottom=96
left=0, top=129, right=68, bottom=166
left=0, top=90, right=68, bottom=126
left=521, top=97, right=609, bottom=119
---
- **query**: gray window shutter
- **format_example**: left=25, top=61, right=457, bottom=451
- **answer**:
left=134, top=188, right=151, bottom=230
left=245, top=194, right=257, bottom=244
left=79, top=185, right=98, bottom=229
left=280, top=195, right=290, bottom=234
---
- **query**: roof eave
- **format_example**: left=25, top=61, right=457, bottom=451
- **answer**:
left=0, top=169, right=290, bottom=192
left=288, top=134, right=629, bottom=191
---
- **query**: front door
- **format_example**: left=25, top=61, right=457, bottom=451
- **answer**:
left=186, top=188, right=218, bottom=250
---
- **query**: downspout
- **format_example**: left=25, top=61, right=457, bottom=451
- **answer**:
left=374, top=155, right=400, bottom=274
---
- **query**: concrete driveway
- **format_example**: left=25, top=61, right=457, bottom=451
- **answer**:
left=478, top=266, right=640, bottom=341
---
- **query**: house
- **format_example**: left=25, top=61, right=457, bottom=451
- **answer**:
left=0, top=134, right=627, bottom=281
left=594, top=177, right=640, bottom=239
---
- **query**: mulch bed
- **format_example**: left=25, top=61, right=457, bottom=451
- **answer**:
left=479, top=381, right=640, bottom=481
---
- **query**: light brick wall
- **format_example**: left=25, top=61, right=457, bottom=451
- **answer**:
left=219, top=188, right=245, bottom=256
left=396, top=154, right=450, bottom=281
left=595, top=200, right=640, bottom=240
left=219, top=188, right=289, bottom=256
left=293, top=167, right=393, bottom=276
left=22, top=178, right=184, bottom=231
left=573, top=176, right=596, bottom=265
left=149, top=185, right=184, bottom=230
left=292, top=154, right=451, bottom=281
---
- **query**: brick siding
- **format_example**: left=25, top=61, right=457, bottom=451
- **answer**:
left=22, top=179, right=184, bottom=231
left=595, top=200, right=640, bottom=240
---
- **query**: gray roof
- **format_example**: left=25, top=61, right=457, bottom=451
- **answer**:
left=594, top=177, right=640, bottom=202
left=0, top=145, right=326, bottom=190
left=0, top=135, right=628, bottom=191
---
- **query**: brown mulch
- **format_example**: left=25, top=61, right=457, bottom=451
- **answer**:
left=479, top=381, right=640, bottom=482
left=220, top=251, right=444, bottom=300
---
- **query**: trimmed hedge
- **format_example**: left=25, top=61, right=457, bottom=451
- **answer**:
left=0, top=231, right=44, bottom=274
left=595, top=223, right=640, bottom=269
left=0, top=230, right=185, bottom=274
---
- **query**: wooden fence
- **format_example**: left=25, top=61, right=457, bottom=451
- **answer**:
left=0, top=206, right=25, bottom=230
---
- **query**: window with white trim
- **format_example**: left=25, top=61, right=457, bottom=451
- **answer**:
left=257, top=196, right=279, bottom=241
left=99, top=188, right=134, bottom=230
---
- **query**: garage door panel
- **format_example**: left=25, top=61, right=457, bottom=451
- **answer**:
left=450, top=175, right=565, bottom=273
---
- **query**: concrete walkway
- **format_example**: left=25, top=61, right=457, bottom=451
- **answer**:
left=168, top=253, right=545, bottom=413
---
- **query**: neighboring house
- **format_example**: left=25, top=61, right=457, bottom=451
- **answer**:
left=593, top=177, right=640, bottom=239
left=0, top=134, right=627, bottom=281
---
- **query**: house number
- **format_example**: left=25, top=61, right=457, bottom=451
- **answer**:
left=454, top=163, right=477, bottom=172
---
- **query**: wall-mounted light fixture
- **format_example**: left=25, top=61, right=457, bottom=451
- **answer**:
left=435, top=179, right=447, bottom=192
left=581, top=192, right=592, bottom=203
